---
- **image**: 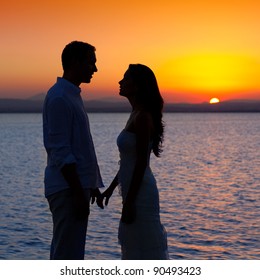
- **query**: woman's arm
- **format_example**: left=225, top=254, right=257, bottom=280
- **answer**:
left=101, top=172, right=119, bottom=206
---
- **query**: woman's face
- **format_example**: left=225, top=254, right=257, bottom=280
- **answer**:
left=119, top=69, right=137, bottom=98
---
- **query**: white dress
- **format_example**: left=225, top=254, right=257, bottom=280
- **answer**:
left=117, top=130, right=169, bottom=259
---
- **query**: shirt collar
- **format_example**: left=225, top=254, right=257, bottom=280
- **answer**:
left=57, top=77, right=81, bottom=95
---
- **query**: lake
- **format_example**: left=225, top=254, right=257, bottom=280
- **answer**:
left=0, top=113, right=259, bottom=259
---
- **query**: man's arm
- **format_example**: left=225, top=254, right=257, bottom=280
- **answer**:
left=61, top=163, right=83, bottom=192
left=61, top=163, right=91, bottom=220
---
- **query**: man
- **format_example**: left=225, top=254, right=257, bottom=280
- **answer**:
left=43, top=41, right=104, bottom=259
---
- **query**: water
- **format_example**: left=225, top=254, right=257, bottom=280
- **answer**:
left=0, top=113, right=259, bottom=260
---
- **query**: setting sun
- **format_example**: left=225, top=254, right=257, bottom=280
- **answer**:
left=209, top=98, right=220, bottom=104
left=157, top=53, right=260, bottom=103
left=0, top=0, right=260, bottom=103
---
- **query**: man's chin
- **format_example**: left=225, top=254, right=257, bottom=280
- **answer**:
left=83, top=77, right=92, bottom=83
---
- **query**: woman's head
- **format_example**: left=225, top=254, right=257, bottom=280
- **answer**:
left=119, top=64, right=163, bottom=111
left=120, top=64, right=164, bottom=156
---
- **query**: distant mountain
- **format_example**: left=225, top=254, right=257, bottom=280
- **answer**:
left=0, top=96, right=259, bottom=113
left=84, top=98, right=131, bottom=112
left=26, top=93, right=46, bottom=101
left=0, top=96, right=131, bottom=113
left=0, top=98, right=44, bottom=113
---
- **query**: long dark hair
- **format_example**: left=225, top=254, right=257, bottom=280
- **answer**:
left=128, top=64, right=164, bottom=157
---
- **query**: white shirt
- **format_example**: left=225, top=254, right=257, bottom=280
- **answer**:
left=43, top=77, right=104, bottom=197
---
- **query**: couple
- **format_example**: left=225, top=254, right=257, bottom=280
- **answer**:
left=43, top=41, right=168, bottom=260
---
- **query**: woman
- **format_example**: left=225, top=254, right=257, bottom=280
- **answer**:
left=101, top=64, right=169, bottom=259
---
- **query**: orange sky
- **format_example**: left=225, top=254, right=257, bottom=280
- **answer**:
left=0, top=0, right=259, bottom=103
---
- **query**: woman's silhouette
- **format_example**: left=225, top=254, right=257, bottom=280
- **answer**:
left=101, top=64, right=169, bottom=259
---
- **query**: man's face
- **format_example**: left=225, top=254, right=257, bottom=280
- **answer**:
left=78, top=51, right=98, bottom=84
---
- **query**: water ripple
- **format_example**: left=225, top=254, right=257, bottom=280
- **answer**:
left=0, top=113, right=259, bottom=259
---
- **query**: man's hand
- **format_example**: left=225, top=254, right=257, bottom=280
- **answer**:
left=91, top=188, right=104, bottom=209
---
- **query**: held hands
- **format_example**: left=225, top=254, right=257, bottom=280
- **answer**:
left=90, top=183, right=116, bottom=209
left=91, top=188, right=104, bottom=209
left=99, top=174, right=118, bottom=206
left=101, top=187, right=114, bottom=206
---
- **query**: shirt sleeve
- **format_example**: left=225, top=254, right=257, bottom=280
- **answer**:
left=46, top=97, right=76, bottom=169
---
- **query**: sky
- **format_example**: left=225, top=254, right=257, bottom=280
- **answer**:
left=1, top=0, right=260, bottom=103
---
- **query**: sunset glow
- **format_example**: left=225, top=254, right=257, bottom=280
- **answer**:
left=1, top=0, right=260, bottom=103
left=209, top=98, right=220, bottom=104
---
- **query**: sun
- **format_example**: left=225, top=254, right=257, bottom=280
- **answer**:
left=209, top=97, right=220, bottom=104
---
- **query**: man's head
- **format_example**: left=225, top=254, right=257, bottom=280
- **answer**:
left=61, top=41, right=97, bottom=85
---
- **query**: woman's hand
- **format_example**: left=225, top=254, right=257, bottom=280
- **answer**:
left=101, top=187, right=114, bottom=206
left=100, top=173, right=118, bottom=206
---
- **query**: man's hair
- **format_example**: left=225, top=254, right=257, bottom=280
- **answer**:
left=61, top=41, right=96, bottom=71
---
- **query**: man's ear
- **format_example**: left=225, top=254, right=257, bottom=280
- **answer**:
left=71, top=57, right=80, bottom=66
